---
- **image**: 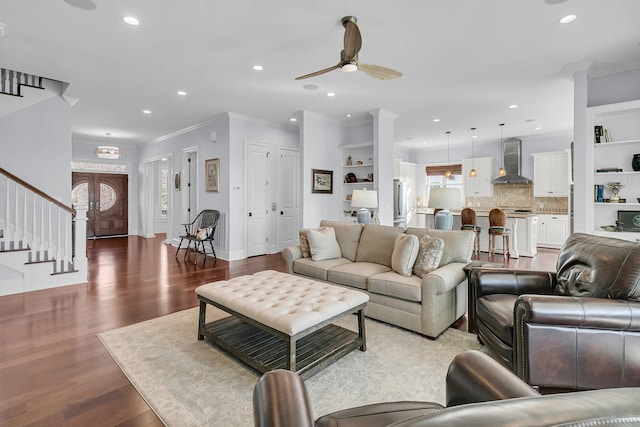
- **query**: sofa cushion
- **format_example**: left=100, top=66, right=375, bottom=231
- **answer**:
left=328, top=262, right=391, bottom=290
left=320, top=220, right=364, bottom=262
left=477, top=294, right=518, bottom=345
left=355, top=224, right=405, bottom=267
left=392, top=234, right=420, bottom=277
left=293, top=257, right=352, bottom=281
left=308, top=227, right=341, bottom=261
left=555, top=233, right=640, bottom=301
left=368, top=271, right=422, bottom=302
left=406, top=228, right=474, bottom=268
left=413, top=235, right=444, bottom=278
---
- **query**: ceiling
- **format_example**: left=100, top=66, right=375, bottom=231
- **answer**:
left=1, top=0, right=639, bottom=149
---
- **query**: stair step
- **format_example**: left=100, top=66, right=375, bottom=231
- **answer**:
left=25, top=259, right=55, bottom=265
left=51, top=269, right=79, bottom=276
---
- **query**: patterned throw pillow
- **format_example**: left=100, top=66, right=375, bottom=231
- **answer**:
left=412, top=235, right=445, bottom=278
left=299, top=229, right=311, bottom=257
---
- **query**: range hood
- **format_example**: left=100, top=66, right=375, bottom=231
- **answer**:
left=492, top=138, right=532, bottom=184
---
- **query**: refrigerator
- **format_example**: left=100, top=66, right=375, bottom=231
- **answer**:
left=393, top=179, right=408, bottom=228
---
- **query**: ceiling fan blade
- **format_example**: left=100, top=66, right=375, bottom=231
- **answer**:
left=358, top=63, right=403, bottom=80
left=343, top=19, right=362, bottom=60
left=295, top=64, right=341, bottom=80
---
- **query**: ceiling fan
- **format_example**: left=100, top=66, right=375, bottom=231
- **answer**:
left=295, top=16, right=402, bottom=81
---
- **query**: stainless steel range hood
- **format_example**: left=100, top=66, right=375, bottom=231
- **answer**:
left=492, top=138, right=532, bottom=184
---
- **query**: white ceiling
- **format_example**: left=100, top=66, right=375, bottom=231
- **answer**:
left=1, top=0, right=639, bottom=149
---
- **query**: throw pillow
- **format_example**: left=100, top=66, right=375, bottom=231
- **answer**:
left=391, top=234, right=420, bottom=277
left=413, top=235, right=445, bottom=278
left=307, top=227, right=342, bottom=261
left=299, top=229, right=311, bottom=258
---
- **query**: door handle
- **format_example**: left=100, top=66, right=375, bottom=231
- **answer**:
left=280, top=211, right=284, bottom=215
left=249, top=212, right=253, bottom=217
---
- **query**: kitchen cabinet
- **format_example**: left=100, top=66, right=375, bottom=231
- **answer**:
left=340, top=143, right=374, bottom=223
left=462, top=157, right=494, bottom=198
left=532, top=151, right=570, bottom=197
left=586, top=100, right=640, bottom=242
left=538, top=214, right=569, bottom=248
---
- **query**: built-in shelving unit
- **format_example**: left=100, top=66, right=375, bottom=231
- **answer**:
left=340, top=143, right=374, bottom=223
left=586, top=100, right=640, bottom=241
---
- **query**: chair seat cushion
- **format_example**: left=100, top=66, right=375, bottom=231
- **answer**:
left=316, top=401, right=443, bottom=427
left=462, top=224, right=481, bottom=231
left=476, top=294, right=518, bottom=345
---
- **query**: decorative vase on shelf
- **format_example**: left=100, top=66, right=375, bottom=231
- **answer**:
left=347, top=156, right=352, bottom=166
left=632, top=154, right=640, bottom=171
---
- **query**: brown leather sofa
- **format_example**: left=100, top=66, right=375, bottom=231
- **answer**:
left=468, top=232, right=640, bottom=390
left=253, top=350, right=640, bottom=427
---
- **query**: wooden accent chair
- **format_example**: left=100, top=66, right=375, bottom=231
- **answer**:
left=175, top=209, right=220, bottom=265
left=488, top=208, right=510, bottom=259
left=461, top=207, right=481, bottom=256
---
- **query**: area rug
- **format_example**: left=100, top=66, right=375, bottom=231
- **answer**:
left=98, top=307, right=486, bottom=427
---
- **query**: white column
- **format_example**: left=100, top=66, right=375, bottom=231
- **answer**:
left=73, top=205, right=88, bottom=281
left=369, top=109, right=398, bottom=226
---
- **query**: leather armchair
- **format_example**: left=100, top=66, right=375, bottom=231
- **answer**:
left=469, top=232, right=640, bottom=390
left=253, top=350, right=640, bottom=427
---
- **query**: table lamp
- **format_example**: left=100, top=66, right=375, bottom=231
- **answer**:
left=351, top=189, right=378, bottom=224
left=428, top=188, right=463, bottom=230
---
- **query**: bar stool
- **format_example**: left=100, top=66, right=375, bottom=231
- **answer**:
left=488, top=208, right=510, bottom=259
left=461, top=207, right=481, bottom=256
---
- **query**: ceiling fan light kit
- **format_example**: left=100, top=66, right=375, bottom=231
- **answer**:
left=295, top=16, right=402, bottom=81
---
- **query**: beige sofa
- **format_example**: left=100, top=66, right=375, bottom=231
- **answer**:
left=282, top=220, right=474, bottom=338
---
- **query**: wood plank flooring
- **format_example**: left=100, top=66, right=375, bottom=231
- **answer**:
left=0, top=235, right=559, bottom=426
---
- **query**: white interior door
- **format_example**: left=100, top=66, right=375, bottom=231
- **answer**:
left=277, top=147, right=300, bottom=250
left=247, top=142, right=269, bottom=257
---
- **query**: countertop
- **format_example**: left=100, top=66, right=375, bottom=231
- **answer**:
left=414, top=208, right=567, bottom=219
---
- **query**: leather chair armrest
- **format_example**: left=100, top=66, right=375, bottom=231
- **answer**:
left=467, top=269, right=556, bottom=332
left=446, top=350, right=540, bottom=407
left=515, top=295, right=640, bottom=330
left=281, top=246, right=302, bottom=274
left=253, top=369, right=314, bottom=427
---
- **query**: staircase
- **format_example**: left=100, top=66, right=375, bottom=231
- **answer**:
left=0, top=168, right=87, bottom=296
left=1, top=68, right=45, bottom=97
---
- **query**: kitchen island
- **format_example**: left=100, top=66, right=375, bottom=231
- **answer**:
left=415, top=209, right=538, bottom=258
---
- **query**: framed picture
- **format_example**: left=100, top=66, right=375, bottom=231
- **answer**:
left=312, top=169, right=333, bottom=194
left=205, top=158, right=219, bottom=192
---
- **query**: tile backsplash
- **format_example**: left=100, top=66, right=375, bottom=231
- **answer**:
left=465, top=183, right=568, bottom=213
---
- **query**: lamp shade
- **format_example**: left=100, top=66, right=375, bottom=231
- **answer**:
left=351, top=189, right=378, bottom=208
left=427, top=188, right=463, bottom=211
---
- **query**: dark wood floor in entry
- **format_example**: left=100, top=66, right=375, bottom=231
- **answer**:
left=0, top=234, right=559, bottom=426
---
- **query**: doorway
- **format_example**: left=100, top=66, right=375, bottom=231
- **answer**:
left=246, top=142, right=270, bottom=257
left=72, top=172, right=128, bottom=237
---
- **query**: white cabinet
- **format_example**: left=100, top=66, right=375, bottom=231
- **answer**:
left=586, top=100, right=640, bottom=242
left=532, top=151, right=570, bottom=197
left=340, top=143, right=374, bottom=222
left=462, top=157, right=494, bottom=198
left=538, top=214, right=569, bottom=248
left=516, top=215, right=538, bottom=257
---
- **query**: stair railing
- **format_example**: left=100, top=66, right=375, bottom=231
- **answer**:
left=0, top=168, right=87, bottom=275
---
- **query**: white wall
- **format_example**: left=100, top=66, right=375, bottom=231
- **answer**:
left=0, top=96, right=71, bottom=204
left=300, top=111, right=345, bottom=227
left=588, top=68, right=640, bottom=107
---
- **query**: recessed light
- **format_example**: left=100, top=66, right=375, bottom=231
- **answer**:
left=252, top=65, right=263, bottom=71
left=346, top=113, right=352, bottom=118
left=177, top=90, right=186, bottom=96
left=558, top=14, right=577, bottom=24
left=289, top=117, right=297, bottom=122
left=509, top=104, right=518, bottom=109
left=123, top=16, right=139, bottom=26
left=327, top=92, right=336, bottom=97
left=535, top=126, right=542, bottom=130
left=433, top=118, right=440, bottom=122
left=142, top=109, right=151, bottom=114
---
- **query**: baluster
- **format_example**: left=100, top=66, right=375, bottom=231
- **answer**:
left=56, top=206, right=62, bottom=268
left=14, top=182, right=20, bottom=246
left=32, top=193, right=37, bottom=252
left=23, top=186, right=28, bottom=247
left=64, top=212, right=70, bottom=271
left=47, top=201, right=52, bottom=260
left=40, top=198, right=46, bottom=254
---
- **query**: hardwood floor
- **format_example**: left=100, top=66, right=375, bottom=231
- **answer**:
left=0, top=235, right=559, bottom=426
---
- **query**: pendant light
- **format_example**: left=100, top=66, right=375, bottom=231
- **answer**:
left=497, top=123, right=506, bottom=177
left=469, top=127, right=477, bottom=177
left=444, top=131, right=452, bottom=179
left=95, top=132, right=122, bottom=159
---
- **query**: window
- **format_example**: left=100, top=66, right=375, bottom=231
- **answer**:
left=159, top=165, right=168, bottom=217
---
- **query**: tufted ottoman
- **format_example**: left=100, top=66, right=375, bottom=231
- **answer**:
left=195, top=270, right=369, bottom=379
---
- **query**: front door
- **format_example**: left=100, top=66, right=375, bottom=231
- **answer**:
left=72, top=172, right=128, bottom=237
